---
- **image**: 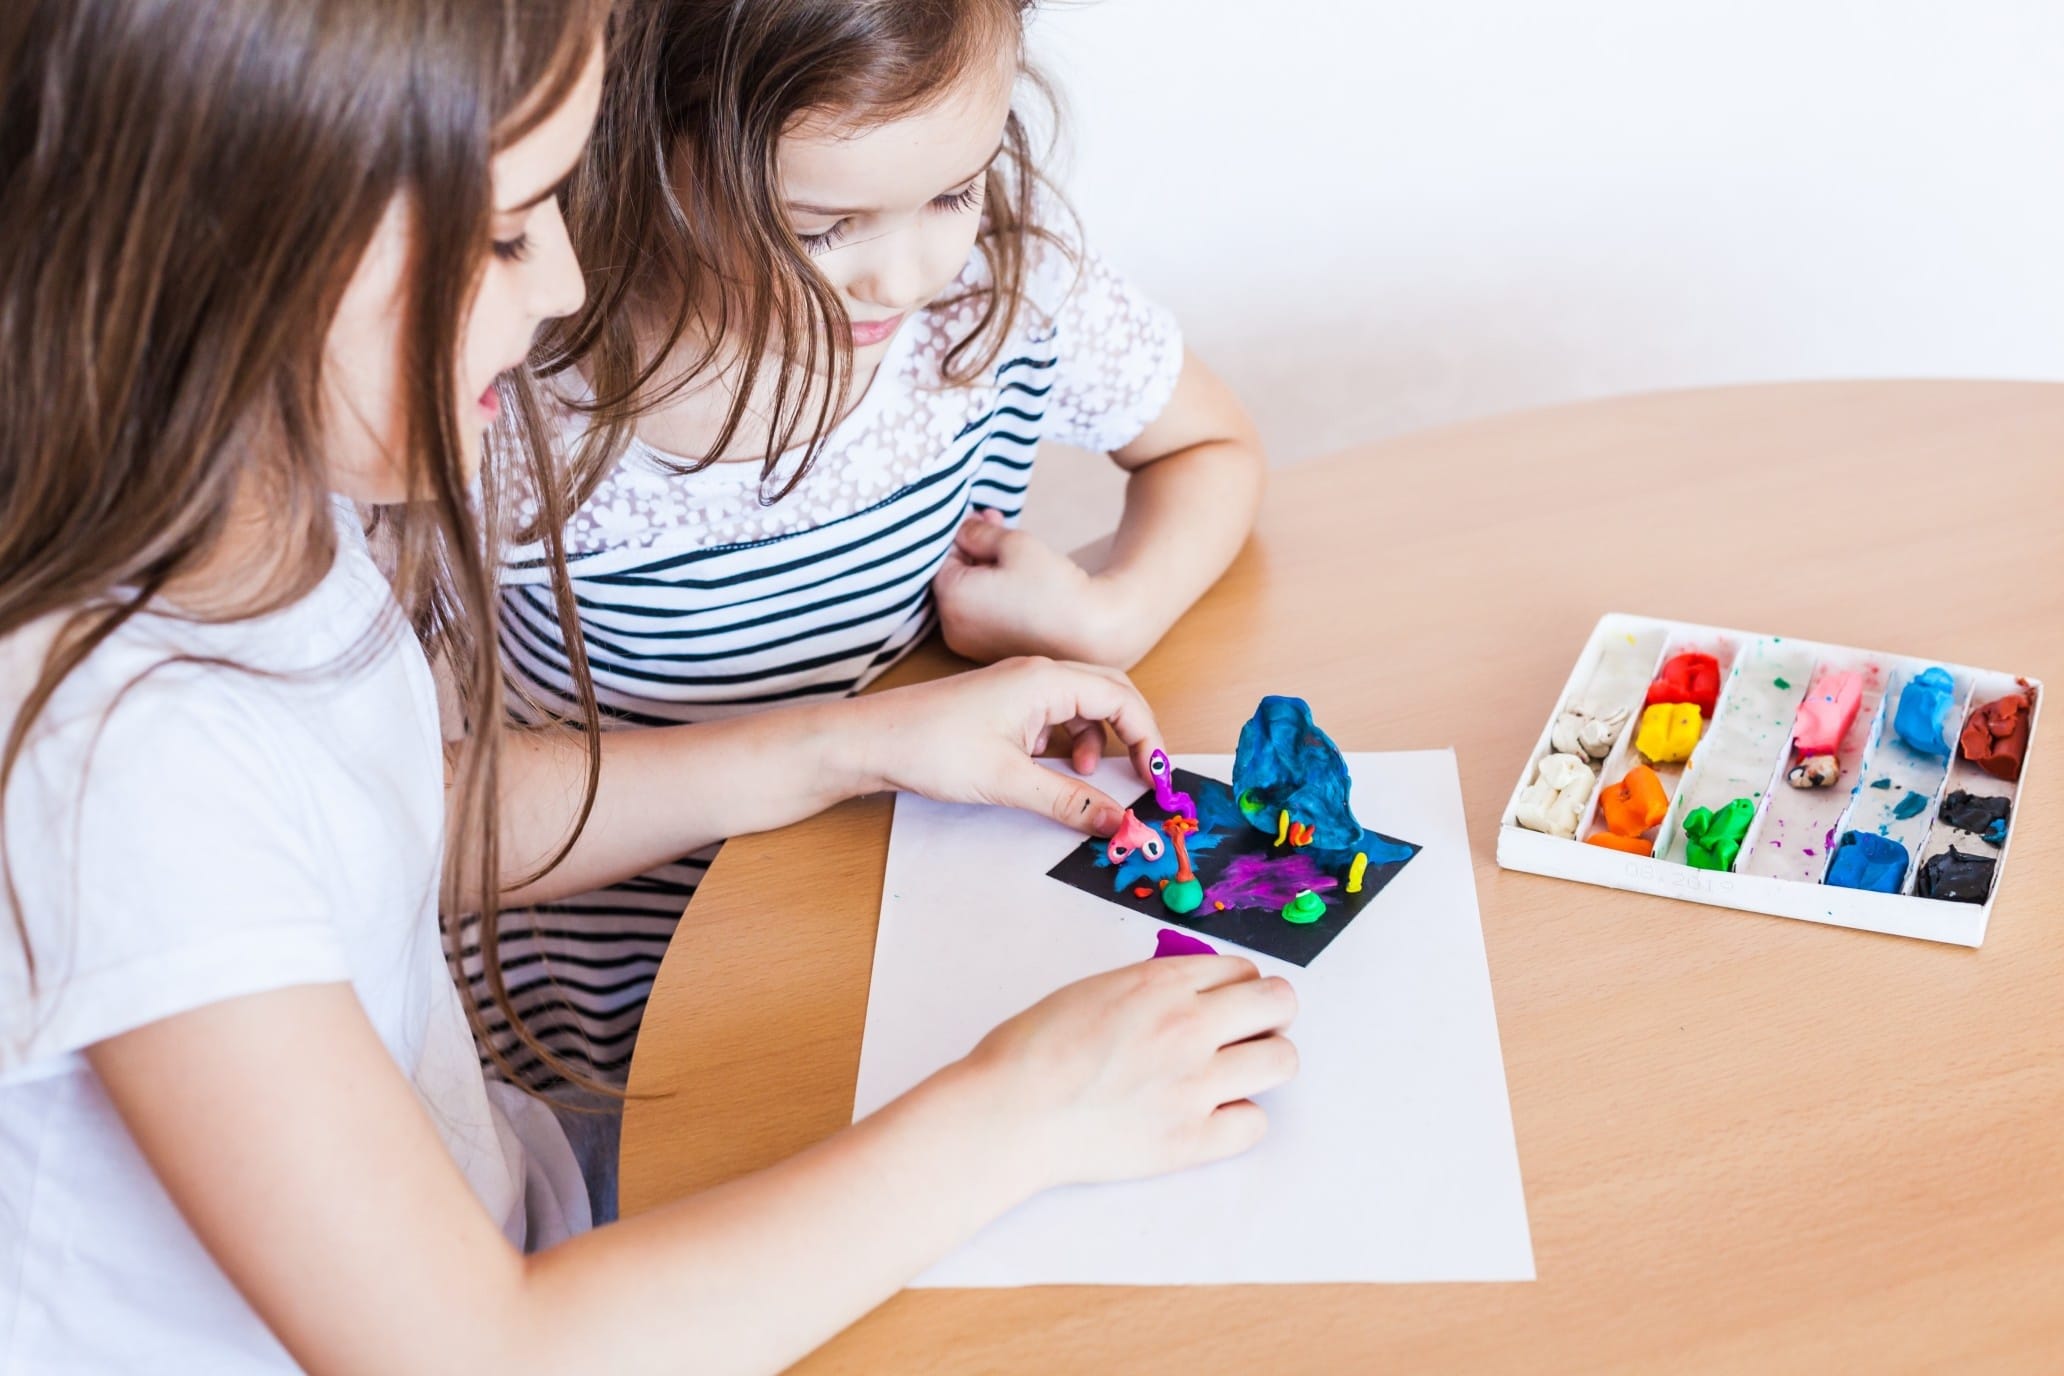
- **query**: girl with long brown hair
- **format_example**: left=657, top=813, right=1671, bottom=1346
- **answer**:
left=494, top=0, right=1271, bottom=1108
left=0, top=1, right=1295, bottom=1369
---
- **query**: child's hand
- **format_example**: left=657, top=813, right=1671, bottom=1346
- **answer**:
left=954, top=955, right=1299, bottom=1190
left=931, top=511, right=1143, bottom=667
left=847, top=655, right=1160, bottom=836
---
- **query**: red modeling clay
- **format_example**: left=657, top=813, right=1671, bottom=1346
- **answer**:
left=1645, top=652, right=1721, bottom=716
left=1959, top=685, right=2033, bottom=782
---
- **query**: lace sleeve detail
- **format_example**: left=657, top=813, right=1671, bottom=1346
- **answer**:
left=1031, top=236, right=1185, bottom=455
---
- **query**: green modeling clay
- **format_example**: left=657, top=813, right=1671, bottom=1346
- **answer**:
left=1281, top=889, right=1327, bottom=924
left=1682, top=797, right=1756, bottom=871
left=1161, top=877, right=1204, bottom=915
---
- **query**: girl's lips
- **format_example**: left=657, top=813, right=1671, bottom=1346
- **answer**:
left=850, top=312, right=904, bottom=347
left=478, top=382, right=501, bottom=418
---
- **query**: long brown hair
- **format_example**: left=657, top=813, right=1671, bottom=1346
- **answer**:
left=0, top=0, right=611, bottom=1094
left=532, top=0, right=1066, bottom=516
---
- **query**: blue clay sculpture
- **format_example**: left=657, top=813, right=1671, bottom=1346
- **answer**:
left=1824, top=830, right=1909, bottom=893
left=1232, top=696, right=1364, bottom=851
left=1892, top=666, right=1957, bottom=757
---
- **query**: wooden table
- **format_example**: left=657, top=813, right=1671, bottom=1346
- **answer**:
left=621, top=381, right=2064, bottom=1373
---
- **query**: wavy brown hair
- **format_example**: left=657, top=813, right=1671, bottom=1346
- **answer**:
left=0, top=0, right=611, bottom=1095
left=530, top=0, right=1066, bottom=517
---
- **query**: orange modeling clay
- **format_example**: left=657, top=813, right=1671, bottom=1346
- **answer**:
left=1599, top=764, right=1670, bottom=836
left=1959, top=684, right=2034, bottom=782
left=1585, top=833, right=1654, bottom=857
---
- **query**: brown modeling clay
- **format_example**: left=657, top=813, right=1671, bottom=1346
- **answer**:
left=1958, top=682, right=2034, bottom=782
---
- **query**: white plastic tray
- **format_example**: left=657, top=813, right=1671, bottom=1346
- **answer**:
left=1495, top=613, right=2042, bottom=946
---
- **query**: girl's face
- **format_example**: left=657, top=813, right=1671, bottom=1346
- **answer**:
left=324, top=46, right=605, bottom=503
left=778, top=46, right=1017, bottom=367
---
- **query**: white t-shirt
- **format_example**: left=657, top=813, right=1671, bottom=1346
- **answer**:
left=0, top=511, right=587, bottom=1374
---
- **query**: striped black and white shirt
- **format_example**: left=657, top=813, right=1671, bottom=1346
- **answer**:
left=491, top=232, right=1183, bottom=1088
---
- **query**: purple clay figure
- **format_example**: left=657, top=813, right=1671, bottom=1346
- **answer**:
left=1148, top=748, right=1196, bottom=822
left=1151, top=928, right=1218, bottom=959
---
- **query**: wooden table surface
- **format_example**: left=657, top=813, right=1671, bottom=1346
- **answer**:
left=621, top=381, right=2064, bottom=1373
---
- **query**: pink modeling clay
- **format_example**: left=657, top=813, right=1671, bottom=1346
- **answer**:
left=1105, top=809, right=1165, bottom=866
left=1791, top=669, right=1862, bottom=756
left=1152, top=928, right=1218, bottom=959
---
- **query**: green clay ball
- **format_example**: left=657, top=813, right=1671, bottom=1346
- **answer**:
left=1161, top=877, right=1204, bottom=915
left=1281, top=889, right=1326, bottom=925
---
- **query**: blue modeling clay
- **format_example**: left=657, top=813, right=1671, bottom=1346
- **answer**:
left=1232, top=696, right=1363, bottom=850
left=1892, top=666, right=1957, bottom=757
left=1824, top=830, right=1909, bottom=893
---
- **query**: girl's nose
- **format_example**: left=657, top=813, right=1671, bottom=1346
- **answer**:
left=848, top=238, right=926, bottom=313
left=530, top=197, right=587, bottom=322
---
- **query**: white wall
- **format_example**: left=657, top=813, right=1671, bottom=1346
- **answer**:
left=1027, top=0, right=2064, bottom=465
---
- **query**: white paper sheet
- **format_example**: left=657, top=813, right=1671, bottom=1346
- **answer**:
left=856, top=750, right=1534, bottom=1285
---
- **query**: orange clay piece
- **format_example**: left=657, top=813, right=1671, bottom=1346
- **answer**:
left=1599, top=764, right=1671, bottom=836
left=1163, top=814, right=1201, bottom=883
left=1586, top=833, right=1654, bottom=857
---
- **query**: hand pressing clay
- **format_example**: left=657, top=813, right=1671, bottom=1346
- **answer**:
left=1645, top=652, right=1721, bottom=716
left=1551, top=704, right=1633, bottom=761
left=1787, top=754, right=1841, bottom=789
left=1514, top=753, right=1595, bottom=839
left=1958, top=684, right=2033, bottom=782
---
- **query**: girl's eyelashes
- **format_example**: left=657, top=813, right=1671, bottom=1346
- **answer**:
left=491, top=231, right=533, bottom=263
left=799, top=220, right=850, bottom=255
left=932, top=180, right=984, bottom=215
left=796, top=180, right=985, bottom=255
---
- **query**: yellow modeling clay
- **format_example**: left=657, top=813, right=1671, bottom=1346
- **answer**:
left=1635, top=701, right=1702, bottom=764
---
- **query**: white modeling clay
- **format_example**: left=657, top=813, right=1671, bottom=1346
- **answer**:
left=1515, top=753, right=1595, bottom=838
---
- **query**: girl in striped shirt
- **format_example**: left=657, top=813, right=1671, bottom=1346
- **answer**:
left=496, top=0, right=1268, bottom=1110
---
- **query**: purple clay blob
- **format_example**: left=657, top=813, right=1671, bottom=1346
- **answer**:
left=1205, top=852, right=1337, bottom=912
left=1152, top=928, right=1219, bottom=959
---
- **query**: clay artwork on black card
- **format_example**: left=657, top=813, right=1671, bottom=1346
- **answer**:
left=1046, top=697, right=1420, bottom=966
